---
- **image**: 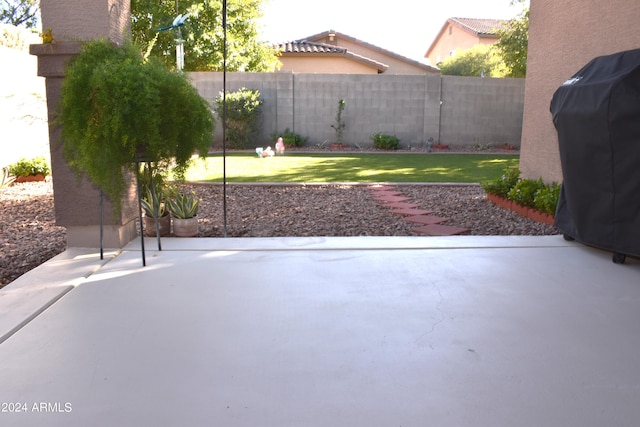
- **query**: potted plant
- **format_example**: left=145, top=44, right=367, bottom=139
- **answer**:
left=140, top=189, right=171, bottom=237
left=138, top=164, right=175, bottom=237
left=1, top=166, right=16, bottom=188
left=8, top=157, right=50, bottom=182
left=58, top=39, right=214, bottom=216
left=166, top=192, right=199, bottom=237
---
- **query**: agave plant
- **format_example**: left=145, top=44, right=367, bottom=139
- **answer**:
left=1, top=166, right=16, bottom=188
left=140, top=189, right=167, bottom=218
left=166, top=192, right=199, bottom=219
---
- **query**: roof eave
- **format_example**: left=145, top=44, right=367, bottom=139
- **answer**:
left=305, top=30, right=439, bottom=73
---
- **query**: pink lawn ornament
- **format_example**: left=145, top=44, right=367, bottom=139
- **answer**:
left=275, top=137, right=285, bottom=155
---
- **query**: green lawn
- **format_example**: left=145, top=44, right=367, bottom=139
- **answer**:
left=184, top=152, right=519, bottom=183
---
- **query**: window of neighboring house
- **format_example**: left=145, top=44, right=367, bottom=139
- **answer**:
left=448, top=26, right=452, bottom=35
left=449, top=50, right=455, bottom=57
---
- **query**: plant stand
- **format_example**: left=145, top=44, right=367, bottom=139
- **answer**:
left=134, top=161, right=163, bottom=266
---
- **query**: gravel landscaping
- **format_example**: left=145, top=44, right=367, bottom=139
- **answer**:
left=0, top=180, right=558, bottom=288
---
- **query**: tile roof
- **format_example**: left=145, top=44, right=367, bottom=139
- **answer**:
left=275, top=38, right=390, bottom=72
left=275, top=40, right=346, bottom=54
left=300, top=30, right=440, bottom=73
left=449, top=17, right=506, bottom=36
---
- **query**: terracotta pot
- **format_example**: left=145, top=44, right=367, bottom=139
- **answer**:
left=144, top=213, right=171, bottom=237
left=16, top=174, right=46, bottom=183
left=173, top=216, right=198, bottom=237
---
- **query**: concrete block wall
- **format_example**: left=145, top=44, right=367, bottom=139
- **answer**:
left=440, top=76, right=525, bottom=146
left=189, top=72, right=525, bottom=149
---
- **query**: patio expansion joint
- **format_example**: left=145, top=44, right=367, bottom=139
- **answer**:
left=0, top=249, right=123, bottom=345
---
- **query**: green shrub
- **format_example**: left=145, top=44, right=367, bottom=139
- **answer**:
left=215, top=88, right=262, bottom=149
left=271, top=128, right=308, bottom=147
left=534, top=182, right=561, bottom=216
left=331, top=99, right=346, bottom=145
left=8, top=157, right=50, bottom=177
left=481, top=167, right=520, bottom=197
left=60, top=39, right=214, bottom=215
left=507, top=178, right=546, bottom=208
left=371, top=133, right=400, bottom=150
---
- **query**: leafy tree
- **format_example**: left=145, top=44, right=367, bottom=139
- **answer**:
left=0, top=0, right=39, bottom=28
left=131, top=0, right=280, bottom=72
left=438, top=44, right=507, bottom=78
left=0, top=19, right=38, bottom=49
left=494, top=8, right=529, bottom=78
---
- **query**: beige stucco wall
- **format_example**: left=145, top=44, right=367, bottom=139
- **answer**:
left=329, top=38, right=437, bottom=75
left=426, top=23, right=496, bottom=66
left=519, top=0, right=640, bottom=183
left=41, top=0, right=130, bottom=44
left=278, top=55, right=379, bottom=74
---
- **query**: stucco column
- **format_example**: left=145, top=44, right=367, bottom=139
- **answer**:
left=30, top=0, right=136, bottom=248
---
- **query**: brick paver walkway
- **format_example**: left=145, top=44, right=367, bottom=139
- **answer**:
left=368, top=185, right=470, bottom=236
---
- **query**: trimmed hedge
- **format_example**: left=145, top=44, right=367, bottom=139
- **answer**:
left=482, top=167, right=560, bottom=216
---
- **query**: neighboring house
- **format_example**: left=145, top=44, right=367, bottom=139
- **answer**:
left=424, top=17, right=505, bottom=66
left=275, top=30, right=439, bottom=75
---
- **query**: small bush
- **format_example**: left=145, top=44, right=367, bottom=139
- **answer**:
left=215, top=88, right=262, bottom=149
left=481, top=167, right=520, bottom=197
left=534, top=182, right=561, bottom=216
left=8, top=157, right=50, bottom=177
left=508, top=178, right=546, bottom=208
left=371, top=133, right=400, bottom=150
left=484, top=166, right=561, bottom=216
left=271, top=128, right=308, bottom=147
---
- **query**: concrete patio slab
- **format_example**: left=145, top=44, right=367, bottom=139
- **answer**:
left=1, top=236, right=640, bottom=427
left=0, top=248, right=119, bottom=344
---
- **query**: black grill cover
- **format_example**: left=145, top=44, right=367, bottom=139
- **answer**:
left=550, top=48, right=640, bottom=257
